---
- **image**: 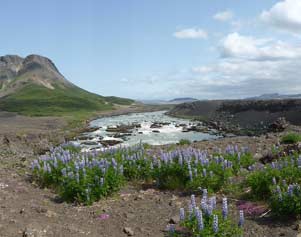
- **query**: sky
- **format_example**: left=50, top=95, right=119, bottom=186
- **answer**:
left=0, top=0, right=301, bottom=100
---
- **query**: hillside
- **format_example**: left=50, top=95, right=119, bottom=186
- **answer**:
left=0, top=54, right=134, bottom=116
left=168, top=99, right=301, bottom=135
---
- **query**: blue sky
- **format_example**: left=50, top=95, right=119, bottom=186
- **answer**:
left=1, top=0, right=301, bottom=100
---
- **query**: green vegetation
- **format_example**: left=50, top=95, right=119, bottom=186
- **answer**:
left=32, top=143, right=255, bottom=204
left=0, top=84, right=133, bottom=117
left=281, top=132, right=301, bottom=144
left=178, top=139, right=191, bottom=145
left=179, top=208, right=243, bottom=237
left=270, top=182, right=301, bottom=218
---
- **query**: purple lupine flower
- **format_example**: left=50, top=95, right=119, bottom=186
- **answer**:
left=179, top=208, right=185, bottom=221
left=210, top=196, right=216, bottom=209
left=191, top=194, right=196, bottom=210
left=192, top=167, right=196, bottom=176
left=272, top=177, right=277, bottom=185
left=206, top=203, right=213, bottom=216
left=150, top=162, right=153, bottom=170
left=68, top=172, right=73, bottom=179
left=201, top=198, right=207, bottom=213
left=61, top=168, right=67, bottom=177
left=202, top=168, right=207, bottom=177
left=238, top=210, right=244, bottom=227
left=287, top=185, right=294, bottom=197
left=222, top=197, right=228, bottom=219
left=119, top=165, right=124, bottom=175
left=75, top=171, right=80, bottom=183
left=237, top=152, right=241, bottom=163
left=202, top=189, right=208, bottom=200
left=213, top=214, right=218, bottom=233
left=43, top=162, right=48, bottom=172
left=168, top=224, right=175, bottom=234
left=188, top=204, right=193, bottom=219
left=178, top=155, right=183, bottom=166
left=189, top=169, right=193, bottom=181
left=47, top=164, right=52, bottom=173
left=195, top=207, right=204, bottom=231
left=82, top=168, right=86, bottom=178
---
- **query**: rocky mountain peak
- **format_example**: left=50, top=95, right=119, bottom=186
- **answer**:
left=0, top=55, right=24, bottom=65
left=22, top=54, right=60, bottom=74
left=0, top=54, right=72, bottom=97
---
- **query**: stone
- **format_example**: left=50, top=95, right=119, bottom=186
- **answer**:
left=269, top=117, right=289, bottom=132
left=22, top=228, right=36, bottom=237
left=134, top=195, right=144, bottom=200
left=100, top=140, right=123, bottom=147
left=150, top=123, right=162, bottom=129
left=169, top=215, right=180, bottom=224
left=253, top=153, right=263, bottom=160
left=294, top=222, right=301, bottom=232
left=45, top=210, right=57, bottom=218
left=123, top=227, right=134, bottom=236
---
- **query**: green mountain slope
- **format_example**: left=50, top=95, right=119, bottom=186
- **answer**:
left=0, top=54, right=134, bottom=116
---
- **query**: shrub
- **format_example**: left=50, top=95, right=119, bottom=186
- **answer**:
left=270, top=183, right=301, bottom=218
left=281, top=133, right=301, bottom=144
left=247, top=156, right=301, bottom=200
left=178, top=139, right=191, bottom=146
left=169, top=193, right=244, bottom=237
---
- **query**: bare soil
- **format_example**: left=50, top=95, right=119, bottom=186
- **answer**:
left=0, top=110, right=300, bottom=237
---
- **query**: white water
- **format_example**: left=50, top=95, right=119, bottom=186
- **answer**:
left=74, top=111, right=219, bottom=149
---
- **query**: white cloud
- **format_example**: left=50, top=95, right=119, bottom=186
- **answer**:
left=173, top=28, right=208, bottom=39
left=260, top=0, right=301, bottom=34
left=213, top=10, right=234, bottom=22
left=220, top=32, right=301, bottom=60
left=152, top=32, right=301, bottom=99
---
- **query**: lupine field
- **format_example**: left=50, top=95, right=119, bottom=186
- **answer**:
left=30, top=141, right=301, bottom=236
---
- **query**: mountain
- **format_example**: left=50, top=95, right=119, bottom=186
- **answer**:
left=246, top=93, right=301, bottom=100
left=0, top=54, right=134, bottom=116
left=168, top=97, right=199, bottom=104
left=140, top=97, right=198, bottom=105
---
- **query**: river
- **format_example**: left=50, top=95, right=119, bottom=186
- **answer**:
left=73, top=111, right=220, bottom=150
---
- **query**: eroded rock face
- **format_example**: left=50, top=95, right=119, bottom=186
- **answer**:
left=169, top=99, right=301, bottom=135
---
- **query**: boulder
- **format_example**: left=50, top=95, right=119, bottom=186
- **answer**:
left=269, top=117, right=289, bottom=132
left=100, top=140, right=122, bottom=147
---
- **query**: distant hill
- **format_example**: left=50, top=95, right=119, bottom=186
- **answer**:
left=141, top=97, right=198, bottom=105
left=0, top=54, right=133, bottom=116
left=246, top=93, right=301, bottom=100
left=168, top=97, right=198, bottom=104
